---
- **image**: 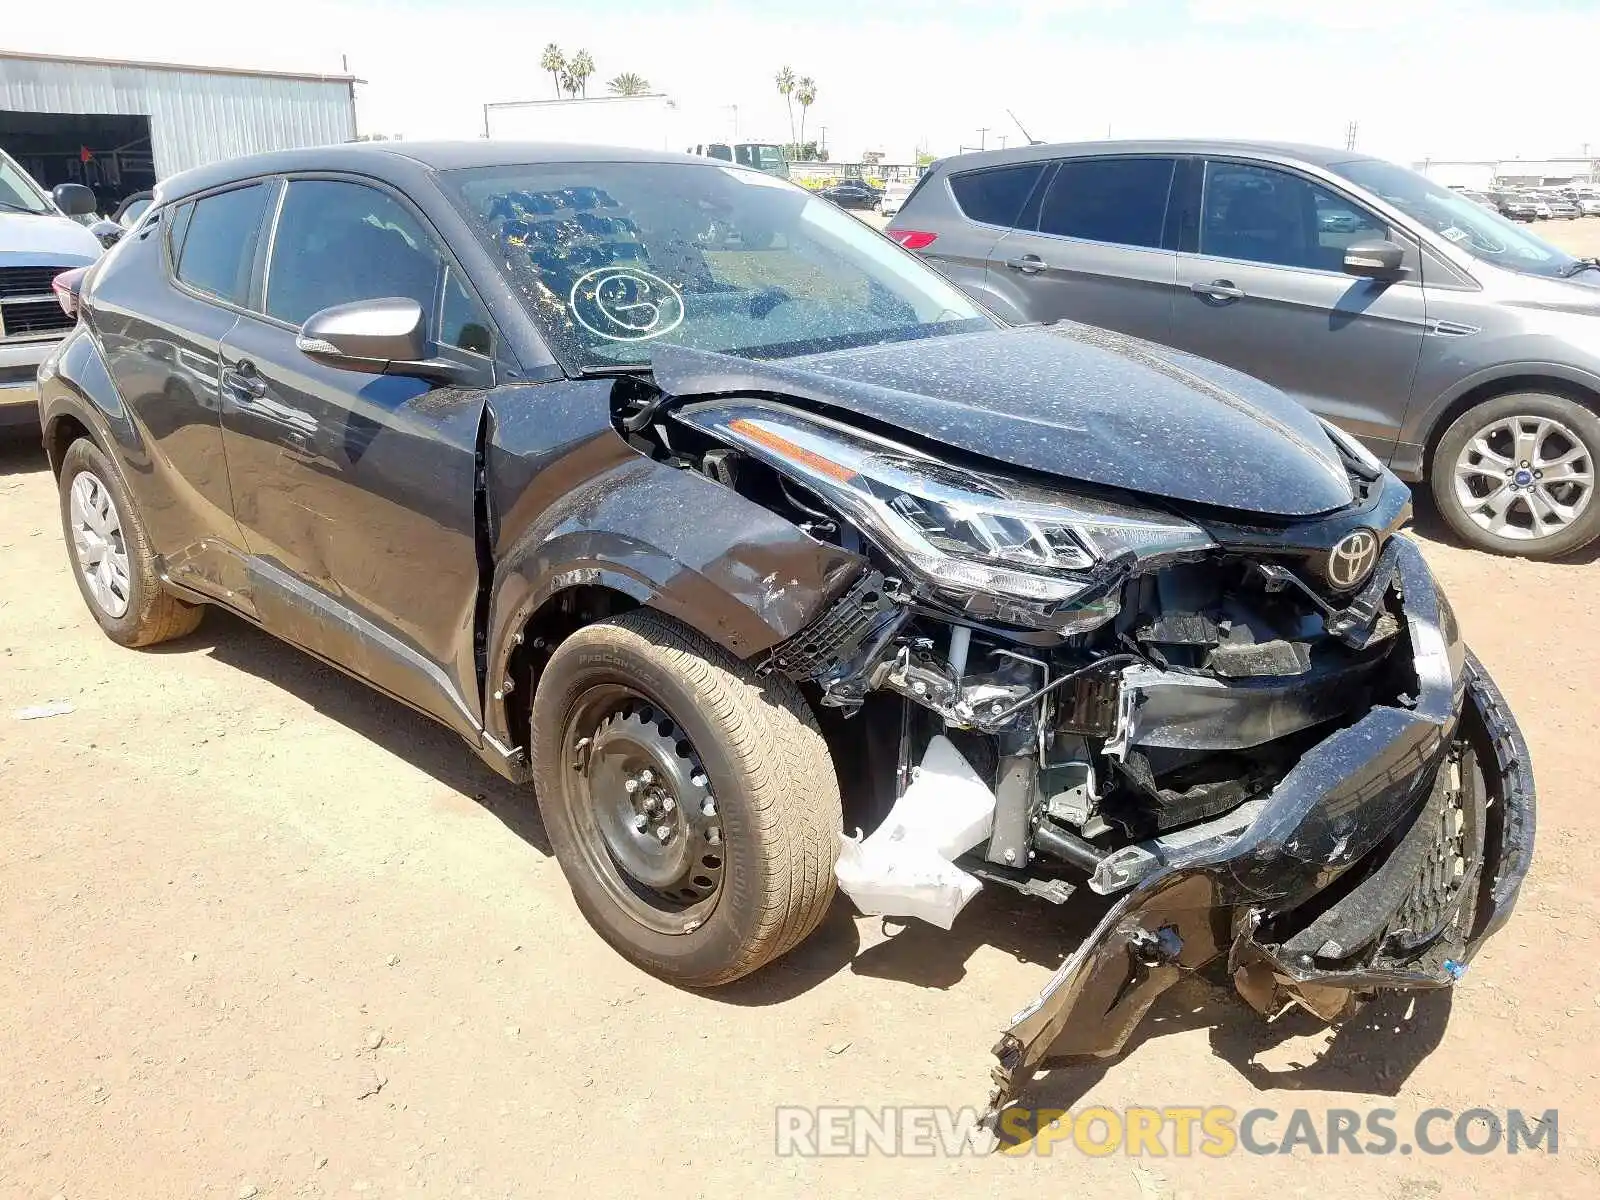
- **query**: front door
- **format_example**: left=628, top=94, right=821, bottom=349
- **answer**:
left=216, top=176, right=498, bottom=736
left=1164, top=158, right=1429, bottom=459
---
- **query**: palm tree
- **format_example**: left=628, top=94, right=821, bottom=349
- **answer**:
left=570, top=50, right=596, bottom=98
left=607, top=72, right=650, bottom=96
left=775, top=66, right=796, bottom=151
left=540, top=44, right=565, bottom=99
left=796, top=76, right=817, bottom=155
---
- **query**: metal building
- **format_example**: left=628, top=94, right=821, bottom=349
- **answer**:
left=0, top=49, right=358, bottom=210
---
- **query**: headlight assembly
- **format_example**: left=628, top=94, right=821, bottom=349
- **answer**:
left=675, top=401, right=1215, bottom=633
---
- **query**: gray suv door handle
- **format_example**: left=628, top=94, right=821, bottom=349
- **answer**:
left=1006, top=254, right=1046, bottom=275
left=1191, top=279, right=1245, bottom=301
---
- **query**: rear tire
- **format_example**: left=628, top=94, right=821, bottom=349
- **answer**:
left=1431, top=392, right=1600, bottom=558
left=57, top=437, right=203, bottom=647
left=531, top=610, right=841, bottom=987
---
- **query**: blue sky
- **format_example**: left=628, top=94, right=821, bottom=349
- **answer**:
left=8, top=1, right=1599, bottom=165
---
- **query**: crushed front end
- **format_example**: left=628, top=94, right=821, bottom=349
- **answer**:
left=644, top=375, right=1535, bottom=1118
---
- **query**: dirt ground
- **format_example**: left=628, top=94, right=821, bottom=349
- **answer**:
left=5, top=236, right=1600, bottom=1200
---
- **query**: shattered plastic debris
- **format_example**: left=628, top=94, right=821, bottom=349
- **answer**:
left=833, top=735, right=996, bottom=930
left=14, top=701, right=75, bottom=721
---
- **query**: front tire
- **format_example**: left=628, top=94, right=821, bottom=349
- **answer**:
left=1431, top=393, right=1600, bottom=558
left=57, top=437, right=203, bottom=646
left=531, top=611, right=841, bottom=987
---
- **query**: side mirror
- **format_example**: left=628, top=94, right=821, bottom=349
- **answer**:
left=52, top=182, right=98, bottom=217
left=296, top=297, right=462, bottom=382
left=1342, top=239, right=1406, bottom=279
left=89, top=219, right=123, bottom=249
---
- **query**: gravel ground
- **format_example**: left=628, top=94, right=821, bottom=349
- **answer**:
left=4, top=227, right=1600, bottom=1198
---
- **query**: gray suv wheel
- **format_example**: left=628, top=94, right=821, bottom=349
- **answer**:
left=1432, top=393, right=1600, bottom=558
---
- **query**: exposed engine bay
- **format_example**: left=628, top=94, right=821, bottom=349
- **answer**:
left=615, top=348, right=1536, bottom=1122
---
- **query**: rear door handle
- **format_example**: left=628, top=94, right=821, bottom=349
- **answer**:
left=1006, top=254, right=1047, bottom=275
left=221, top=358, right=266, bottom=402
left=1191, top=279, right=1245, bottom=301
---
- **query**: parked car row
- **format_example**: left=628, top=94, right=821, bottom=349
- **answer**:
left=888, top=139, right=1600, bottom=559
left=1490, top=187, right=1595, bottom=222
left=33, top=141, right=1535, bottom=1118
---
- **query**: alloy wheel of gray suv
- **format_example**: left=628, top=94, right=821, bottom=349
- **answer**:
left=1433, top=393, right=1600, bottom=558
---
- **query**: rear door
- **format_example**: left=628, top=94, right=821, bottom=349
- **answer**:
left=89, top=181, right=270, bottom=604
left=985, top=154, right=1181, bottom=342
left=216, top=174, right=498, bottom=738
left=891, top=160, right=1047, bottom=313
left=1163, top=158, right=1428, bottom=456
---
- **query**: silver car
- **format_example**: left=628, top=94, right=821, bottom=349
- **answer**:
left=889, top=140, right=1600, bottom=558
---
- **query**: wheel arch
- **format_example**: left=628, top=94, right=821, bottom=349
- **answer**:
left=1420, top=369, right=1600, bottom=474
left=38, top=327, right=141, bottom=476
left=44, top=411, right=97, bottom=477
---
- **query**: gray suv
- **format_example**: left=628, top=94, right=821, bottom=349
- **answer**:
left=889, top=140, right=1600, bottom=558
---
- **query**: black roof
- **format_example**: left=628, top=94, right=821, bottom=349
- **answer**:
left=157, top=140, right=719, bottom=203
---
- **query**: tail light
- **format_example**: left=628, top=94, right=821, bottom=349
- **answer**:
left=52, top=267, right=90, bottom=319
left=889, top=230, right=938, bottom=251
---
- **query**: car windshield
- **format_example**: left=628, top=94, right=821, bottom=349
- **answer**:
left=0, top=151, right=52, bottom=214
left=1335, top=159, right=1579, bottom=278
left=441, top=160, right=991, bottom=372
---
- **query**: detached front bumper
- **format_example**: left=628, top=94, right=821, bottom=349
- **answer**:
left=986, top=537, right=1536, bottom=1116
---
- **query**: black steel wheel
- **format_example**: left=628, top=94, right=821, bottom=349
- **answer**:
left=562, top=688, right=726, bottom=934
left=531, top=610, right=841, bottom=986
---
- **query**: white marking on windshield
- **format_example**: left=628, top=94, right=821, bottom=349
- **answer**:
left=569, top=267, right=686, bottom=342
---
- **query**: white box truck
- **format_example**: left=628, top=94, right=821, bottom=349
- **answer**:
left=482, top=95, right=791, bottom=178
left=483, top=95, right=682, bottom=153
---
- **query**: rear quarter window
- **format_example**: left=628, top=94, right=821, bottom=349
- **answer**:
left=947, top=163, right=1046, bottom=228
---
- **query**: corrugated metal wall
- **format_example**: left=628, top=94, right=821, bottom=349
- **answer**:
left=0, top=57, right=356, bottom=178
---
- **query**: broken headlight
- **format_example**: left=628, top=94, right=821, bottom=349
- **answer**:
left=678, top=402, right=1214, bottom=632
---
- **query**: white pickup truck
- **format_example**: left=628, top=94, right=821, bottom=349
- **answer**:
left=1, top=148, right=103, bottom=428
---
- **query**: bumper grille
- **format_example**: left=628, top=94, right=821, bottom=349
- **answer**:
left=769, top=570, right=897, bottom=680
left=0, top=298, right=73, bottom=341
left=1386, top=749, right=1483, bottom=952
left=0, top=266, right=63, bottom=299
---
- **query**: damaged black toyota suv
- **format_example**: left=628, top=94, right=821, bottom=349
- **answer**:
left=38, top=142, right=1534, bottom=1117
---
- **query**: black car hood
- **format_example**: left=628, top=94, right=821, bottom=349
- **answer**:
left=651, top=324, right=1354, bottom=517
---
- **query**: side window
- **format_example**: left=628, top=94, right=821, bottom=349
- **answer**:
left=948, top=163, right=1045, bottom=228
left=1200, top=161, right=1385, bottom=271
left=173, top=184, right=269, bottom=305
left=439, top=265, right=493, bottom=356
left=1036, top=157, right=1176, bottom=248
left=266, top=179, right=492, bottom=356
left=266, top=179, right=442, bottom=329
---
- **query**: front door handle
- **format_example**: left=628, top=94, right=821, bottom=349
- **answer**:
left=1191, top=279, right=1245, bottom=301
left=1006, top=254, right=1047, bottom=275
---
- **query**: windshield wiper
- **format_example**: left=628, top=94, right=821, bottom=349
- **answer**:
left=0, top=199, right=46, bottom=215
left=1560, top=257, right=1600, bottom=278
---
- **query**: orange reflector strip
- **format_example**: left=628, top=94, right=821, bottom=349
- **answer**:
left=728, top=418, right=856, bottom=483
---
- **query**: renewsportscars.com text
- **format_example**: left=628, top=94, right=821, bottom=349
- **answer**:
left=774, top=1105, right=1559, bottom=1157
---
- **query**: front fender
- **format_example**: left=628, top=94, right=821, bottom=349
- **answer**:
left=1405, top=350, right=1600, bottom=449
left=484, top=414, right=863, bottom=750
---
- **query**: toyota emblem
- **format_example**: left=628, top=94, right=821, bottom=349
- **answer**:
left=1327, top=529, right=1379, bottom=590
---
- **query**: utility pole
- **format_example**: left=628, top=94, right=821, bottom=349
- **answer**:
left=977, top=127, right=990, bottom=150
left=998, top=134, right=1008, bottom=150
left=1344, top=120, right=1358, bottom=150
